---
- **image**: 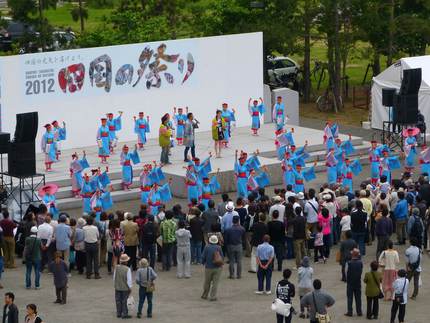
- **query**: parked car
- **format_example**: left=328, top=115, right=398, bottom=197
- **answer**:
left=0, top=20, right=39, bottom=52
left=267, top=56, right=300, bottom=85
left=49, top=30, right=76, bottom=50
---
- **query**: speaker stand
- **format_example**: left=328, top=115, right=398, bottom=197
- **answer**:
left=0, top=172, right=46, bottom=220
left=382, top=121, right=404, bottom=151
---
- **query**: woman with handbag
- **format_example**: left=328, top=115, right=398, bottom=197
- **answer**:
left=363, top=261, right=383, bottom=320
left=390, top=269, right=409, bottom=323
left=135, top=258, right=157, bottom=319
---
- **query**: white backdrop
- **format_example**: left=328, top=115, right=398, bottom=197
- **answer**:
left=0, top=32, right=263, bottom=151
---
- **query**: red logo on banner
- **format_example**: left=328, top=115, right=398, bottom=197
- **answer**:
left=58, top=63, right=85, bottom=93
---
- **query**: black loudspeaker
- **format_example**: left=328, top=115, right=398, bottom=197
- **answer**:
left=0, top=132, right=10, bottom=154
left=393, top=94, right=419, bottom=125
left=382, top=88, right=396, bottom=106
left=400, top=68, right=422, bottom=95
left=7, top=142, right=36, bottom=177
left=14, top=112, right=38, bottom=143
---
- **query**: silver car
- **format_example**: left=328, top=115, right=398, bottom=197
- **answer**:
left=267, top=56, right=300, bottom=84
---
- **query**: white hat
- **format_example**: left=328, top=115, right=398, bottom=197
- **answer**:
left=323, top=194, right=331, bottom=200
left=209, top=235, right=219, bottom=244
left=297, top=192, right=305, bottom=200
left=226, top=201, right=234, bottom=211
left=30, top=226, right=38, bottom=234
left=273, top=195, right=282, bottom=202
left=125, top=212, right=134, bottom=220
left=119, top=254, right=130, bottom=263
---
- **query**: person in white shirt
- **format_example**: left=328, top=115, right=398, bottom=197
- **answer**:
left=405, top=238, right=422, bottom=300
left=304, top=189, right=319, bottom=233
left=284, top=184, right=296, bottom=201
left=114, top=254, right=133, bottom=319
left=339, top=210, right=351, bottom=241
left=269, top=196, right=285, bottom=222
left=390, top=269, right=409, bottom=323
left=37, top=215, right=54, bottom=271
left=83, top=216, right=101, bottom=279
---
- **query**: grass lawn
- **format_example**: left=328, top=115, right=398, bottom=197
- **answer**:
left=43, top=3, right=112, bottom=32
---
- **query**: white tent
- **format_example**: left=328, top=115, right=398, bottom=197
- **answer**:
left=371, top=55, right=430, bottom=129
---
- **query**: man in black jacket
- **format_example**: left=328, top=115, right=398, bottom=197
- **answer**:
left=339, top=231, right=357, bottom=282
left=350, top=200, right=368, bottom=256
left=290, top=206, right=306, bottom=269
left=345, top=248, right=363, bottom=317
left=267, top=210, right=286, bottom=271
left=375, top=208, right=393, bottom=258
left=142, top=216, right=158, bottom=269
left=250, top=213, right=267, bottom=273
left=2, top=292, right=18, bottom=323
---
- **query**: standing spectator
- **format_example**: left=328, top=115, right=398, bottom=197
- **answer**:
left=2, top=292, right=18, bottom=323
left=142, top=216, right=158, bottom=269
left=135, top=258, right=157, bottom=319
left=175, top=221, right=191, bottom=279
left=24, top=226, right=41, bottom=289
left=255, top=234, right=274, bottom=295
left=300, top=280, right=335, bottom=323
left=339, top=209, right=351, bottom=241
left=235, top=197, right=248, bottom=226
left=275, top=269, right=295, bottom=323
left=49, top=252, right=68, bottom=305
left=98, top=212, right=109, bottom=268
left=345, top=248, right=363, bottom=317
left=83, top=217, right=100, bottom=279
left=363, top=261, right=382, bottom=320
left=267, top=210, right=285, bottom=271
left=375, top=207, right=393, bottom=258
left=113, top=254, right=133, bottom=319
left=350, top=200, right=368, bottom=256
left=304, top=189, right=319, bottom=234
left=202, top=200, right=220, bottom=245
left=0, top=210, right=16, bottom=268
left=405, top=237, right=421, bottom=299
left=284, top=185, right=296, bottom=201
left=55, top=215, right=72, bottom=268
left=339, top=230, right=357, bottom=282
left=172, top=204, right=186, bottom=223
left=37, top=216, right=54, bottom=272
left=390, top=269, right=409, bottom=323
left=291, top=206, right=306, bottom=268
left=317, top=208, right=332, bottom=259
left=407, top=208, right=424, bottom=248
left=314, top=225, right=325, bottom=263
left=201, top=235, right=224, bottom=301
left=183, top=112, right=198, bottom=161
left=379, top=240, right=400, bottom=301
left=269, top=196, right=285, bottom=221
left=224, top=216, right=245, bottom=279
left=122, top=213, right=139, bottom=271
left=160, top=211, right=177, bottom=271
left=244, top=194, right=258, bottom=257
left=393, top=191, right=408, bottom=245
left=221, top=202, right=238, bottom=232
left=73, top=218, right=86, bottom=275
left=159, top=113, right=172, bottom=165
left=24, top=304, right=43, bottom=323
left=189, top=211, right=204, bottom=264
left=284, top=205, right=295, bottom=260
left=298, top=257, right=313, bottom=319
left=250, top=213, right=268, bottom=273
left=217, top=194, right=230, bottom=218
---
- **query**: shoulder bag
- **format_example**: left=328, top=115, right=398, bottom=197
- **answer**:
left=394, top=279, right=407, bottom=304
left=212, top=248, right=224, bottom=267
left=370, top=272, right=384, bottom=299
left=146, top=268, right=155, bottom=293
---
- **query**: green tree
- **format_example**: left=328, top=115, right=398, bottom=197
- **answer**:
left=70, top=0, right=88, bottom=32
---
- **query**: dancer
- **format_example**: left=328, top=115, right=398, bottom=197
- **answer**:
left=52, top=120, right=66, bottom=160
left=403, top=127, right=418, bottom=173
left=341, top=158, right=354, bottom=192
left=39, top=184, right=59, bottom=220
left=419, top=145, right=430, bottom=175
left=97, top=118, right=110, bottom=164
left=247, top=166, right=270, bottom=195
left=281, top=152, right=295, bottom=188
left=248, top=97, right=265, bottom=135
left=41, top=124, right=58, bottom=171
left=139, top=164, right=153, bottom=204
left=134, top=112, right=150, bottom=150
left=326, top=148, right=338, bottom=185
left=212, top=110, right=226, bottom=158
left=369, top=141, right=381, bottom=185
left=90, top=188, right=113, bottom=221
left=106, top=111, right=123, bottom=153
left=291, top=162, right=317, bottom=193
left=323, top=121, right=339, bottom=151
left=185, top=161, right=199, bottom=204
left=234, top=150, right=250, bottom=198
left=173, top=107, right=188, bottom=145
left=201, top=174, right=220, bottom=209
left=221, top=103, right=236, bottom=147
left=70, top=151, right=89, bottom=198
left=148, top=181, right=172, bottom=216
left=272, top=96, right=285, bottom=131
left=275, top=128, right=295, bottom=160
left=120, top=145, right=140, bottom=191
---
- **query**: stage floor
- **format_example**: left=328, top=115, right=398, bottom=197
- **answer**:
left=3, top=123, right=370, bottom=210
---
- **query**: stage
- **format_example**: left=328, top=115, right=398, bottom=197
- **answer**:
left=2, top=123, right=370, bottom=211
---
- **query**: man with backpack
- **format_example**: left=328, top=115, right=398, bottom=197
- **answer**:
left=407, top=208, right=424, bottom=248
left=142, top=216, right=158, bottom=269
left=405, top=237, right=422, bottom=299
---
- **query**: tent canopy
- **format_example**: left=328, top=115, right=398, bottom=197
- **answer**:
left=371, top=55, right=430, bottom=130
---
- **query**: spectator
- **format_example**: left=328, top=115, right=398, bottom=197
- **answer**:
left=55, top=215, right=72, bottom=268
left=267, top=210, right=285, bottom=271
left=375, top=206, right=393, bottom=258
left=172, top=204, right=186, bottom=223
left=0, top=210, right=16, bottom=268
left=269, top=196, right=285, bottom=222
left=339, top=209, right=351, bottom=241
left=113, top=254, right=133, bottom=319
left=407, top=208, right=424, bottom=248
left=275, top=268, right=295, bottom=323
left=37, top=215, right=54, bottom=272
left=135, top=258, right=157, bottom=319
left=345, top=248, right=363, bottom=317
left=339, top=230, right=357, bottom=282
left=244, top=194, right=258, bottom=257
left=122, top=212, right=139, bottom=271
left=217, top=194, right=230, bottom=217
left=393, top=191, right=408, bottom=245
left=304, top=189, right=319, bottom=234
left=250, top=213, right=268, bottom=273
left=83, top=216, right=101, bottom=279
left=298, top=257, right=313, bottom=319
left=378, top=240, right=400, bottom=301
left=2, top=292, right=18, bottom=323
left=159, top=211, right=177, bottom=271
left=49, top=251, right=68, bottom=305
left=175, top=221, right=191, bottom=279
left=314, top=224, right=324, bottom=263
left=201, top=200, right=220, bottom=245
left=74, top=218, right=86, bottom=275
left=350, top=200, right=367, bottom=256
left=405, top=237, right=421, bottom=300
left=300, top=279, right=335, bottom=323
left=141, top=216, right=158, bottom=269
left=234, top=197, right=248, bottom=225
left=224, top=216, right=245, bottom=279
left=98, top=212, right=109, bottom=268
left=363, top=261, right=382, bottom=320
left=221, top=202, right=238, bottom=232
left=390, top=269, right=409, bottom=323
left=317, top=208, right=332, bottom=259
left=24, top=304, right=43, bottom=323
left=189, top=210, right=204, bottom=265
left=201, top=235, right=223, bottom=301
left=255, top=234, right=274, bottom=295
left=24, top=226, right=41, bottom=289
left=291, top=206, right=306, bottom=268
left=284, top=185, right=295, bottom=201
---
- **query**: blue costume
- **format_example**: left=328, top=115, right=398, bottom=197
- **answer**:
left=323, top=123, right=338, bottom=151
left=41, top=130, right=58, bottom=167
left=186, top=165, right=199, bottom=203
left=140, top=170, right=153, bottom=204
left=97, top=122, right=110, bottom=159
left=282, top=158, right=295, bottom=187
left=106, top=114, right=122, bottom=149
left=404, top=136, right=417, bottom=169
left=70, top=156, right=89, bottom=196
left=326, top=151, right=338, bottom=185
left=248, top=102, right=265, bottom=132
left=80, top=179, right=93, bottom=213
left=420, top=147, right=430, bottom=175
left=148, top=183, right=172, bottom=216
left=201, top=176, right=220, bottom=209
left=42, top=194, right=59, bottom=220
left=235, top=161, right=250, bottom=198
left=272, top=102, right=285, bottom=131
left=120, top=148, right=140, bottom=188
left=341, top=163, right=353, bottom=192
left=134, top=117, right=150, bottom=147
left=369, top=146, right=382, bottom=184
left=174, top=113, right=187, bottom=141
left=221, top=108, right=236, bottom=143
left=90, top=191, right=113, bottom=221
